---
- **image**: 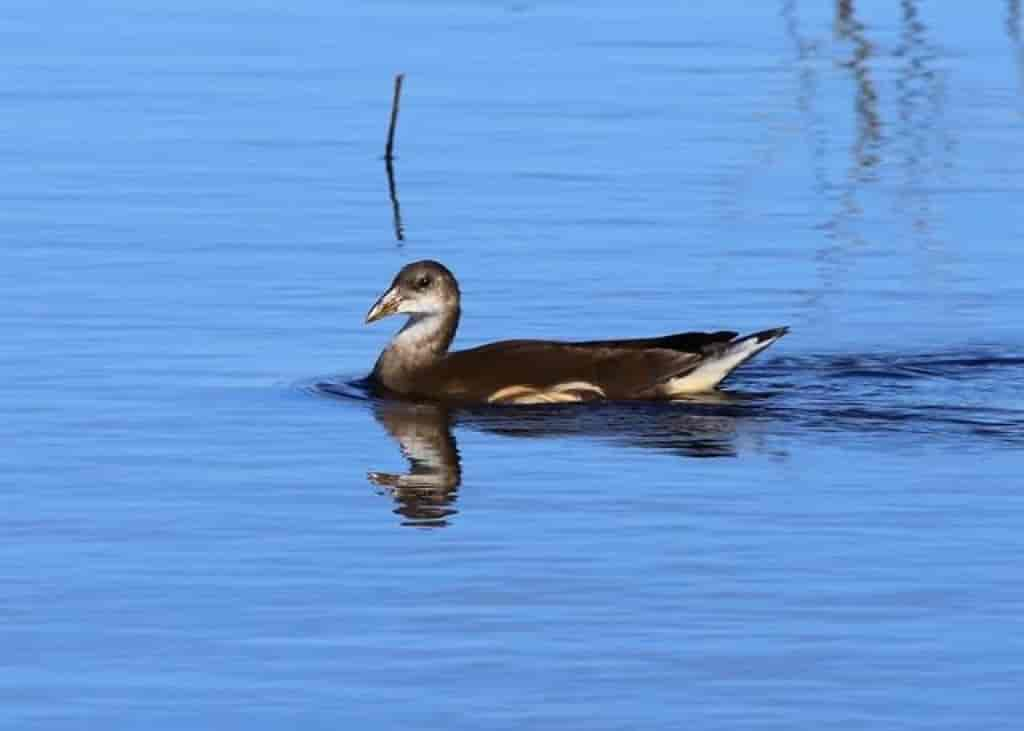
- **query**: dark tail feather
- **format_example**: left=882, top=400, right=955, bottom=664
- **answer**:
left=742, top=326, right=790, bottom=345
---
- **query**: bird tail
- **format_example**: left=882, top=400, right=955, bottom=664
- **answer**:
left=663, top=327, right=788, bottom=395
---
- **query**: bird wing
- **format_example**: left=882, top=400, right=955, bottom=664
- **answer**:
left=572, top=330, right=738, bottom=353
left=412, top=339, right=707, bottom=404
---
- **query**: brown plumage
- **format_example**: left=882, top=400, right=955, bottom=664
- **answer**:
left=365, top=260, right=787, bottom=405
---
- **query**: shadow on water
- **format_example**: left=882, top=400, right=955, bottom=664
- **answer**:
left=310, top=348, right=1024, bottom=527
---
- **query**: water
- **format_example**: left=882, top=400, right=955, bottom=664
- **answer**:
left=3, top=1, right=1024, bottom=727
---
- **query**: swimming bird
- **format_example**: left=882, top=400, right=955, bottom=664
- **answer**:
left=365, top=260, right=788, bottom=405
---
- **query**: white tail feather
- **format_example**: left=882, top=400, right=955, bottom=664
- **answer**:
left=664, top=330, right=785, bottom=395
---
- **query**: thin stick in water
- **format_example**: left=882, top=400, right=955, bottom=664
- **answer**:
left=385, top=73, right=405, bottom=161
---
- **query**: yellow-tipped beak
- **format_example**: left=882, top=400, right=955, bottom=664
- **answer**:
left=365, top=286, right=403, bottom=324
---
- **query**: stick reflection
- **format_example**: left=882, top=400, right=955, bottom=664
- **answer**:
left=384, top=156, right=405, bottom=242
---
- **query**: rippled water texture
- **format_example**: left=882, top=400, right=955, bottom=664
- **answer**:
left=3, top=1, right=1024, bottom=728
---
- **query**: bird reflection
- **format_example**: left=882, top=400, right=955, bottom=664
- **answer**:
left=361, top=390, right=765, bottom=528
left=368, top=400, right=460, bottom=527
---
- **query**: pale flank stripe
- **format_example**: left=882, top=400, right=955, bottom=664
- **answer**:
left=487, top=385, right=538, bottom=403
left=488, top=381, right=606, bottom=405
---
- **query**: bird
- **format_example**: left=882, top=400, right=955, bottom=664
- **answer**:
left=364, top=260, right=788, bottom=405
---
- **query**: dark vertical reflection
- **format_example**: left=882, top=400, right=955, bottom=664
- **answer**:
left=1010, top=0, right=1024, bottom=109
left=822, top=0, right=880, bottom=257
left=781, top=0, right=860, bottom=327
left=384, top=156, right=405, bottom=243
left=782, top=1, right=958, bottom=318
left=781, top=0, right=828, bottom=197
left=893, top=0, right=951, bottom=251
left=835, top=0, right=882, bottom=177
left=780, top=0, right=848, bottom=324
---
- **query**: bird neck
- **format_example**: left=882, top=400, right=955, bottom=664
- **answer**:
left=393, top=308, right=459, bottom=355
left=373, top=308, right=460, bottom=386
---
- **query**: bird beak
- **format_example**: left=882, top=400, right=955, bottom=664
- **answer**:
left=365, top=285, right=403, bottom=324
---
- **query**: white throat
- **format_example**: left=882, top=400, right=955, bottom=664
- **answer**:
left=391, top=313, right=446, bottom=352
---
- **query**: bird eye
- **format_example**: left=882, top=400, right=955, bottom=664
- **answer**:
left=415, top=275, right=432, bottom=290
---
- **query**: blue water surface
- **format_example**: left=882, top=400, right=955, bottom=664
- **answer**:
left=2, top=1, right=1023, bottom=728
